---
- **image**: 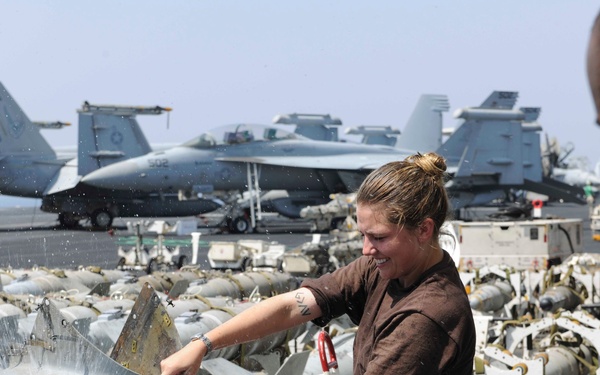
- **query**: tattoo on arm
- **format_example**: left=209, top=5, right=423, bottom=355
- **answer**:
left=295, top=291, right=311, bottom=316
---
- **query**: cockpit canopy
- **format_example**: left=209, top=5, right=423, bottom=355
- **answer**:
left=181, top=123, right=307, bottom=149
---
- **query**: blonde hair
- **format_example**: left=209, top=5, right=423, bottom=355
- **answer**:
left=356, top=152, right=449, bottom=237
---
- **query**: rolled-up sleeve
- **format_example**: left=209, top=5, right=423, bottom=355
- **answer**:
left=301, top=256, right=373, bottom=326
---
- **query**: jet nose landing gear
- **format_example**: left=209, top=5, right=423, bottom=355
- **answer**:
left=229, top=216, right=251, bottom=234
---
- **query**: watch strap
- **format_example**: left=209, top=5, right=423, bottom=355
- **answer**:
left=191, top=333, right=213, bottom=354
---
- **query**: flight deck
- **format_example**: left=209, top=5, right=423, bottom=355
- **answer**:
left=1, top=202, right=600, bottom=271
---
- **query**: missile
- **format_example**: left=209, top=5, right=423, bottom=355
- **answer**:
left=300, top=193, right=356, bottom=219
left=535, top=346, right=581, bottom=375
left=0, top=268, right=339, bottom=374
left=184, top=270, right=300, bottom=298
left=273, top=113, right=342, bottom=126
left=32, top=121, right=71, bottom=129
left=79, top=102, right=172, bottom=116
left=89, top=270, right=300, bottom=352
left=171, top=300, right=306, bottom=361
left=538, top=285, right=583, bottom=313
left=469, top=280, right=513, bottom=312
left=1, top=267, right=52, bottom=286
left=453, top=107, right=541, bottom=122
left=3, top=268, right=128, bottom=296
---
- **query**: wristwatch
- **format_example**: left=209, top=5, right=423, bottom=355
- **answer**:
left=190, top=333, right=213, bottom=354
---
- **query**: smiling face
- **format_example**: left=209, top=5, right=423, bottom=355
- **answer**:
left=357, top=203, right=440, bottom=287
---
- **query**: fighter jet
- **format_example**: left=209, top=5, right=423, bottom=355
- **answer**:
left=541, top=133, right=600, bottom=191
left=79, top=94, right=452, bottom=225
left=81, top=123, right=407, bottom=215
left=439, top=99, right=584, bottom=209
left=0, top=82, right=222, bottom=229
left=80, top=91, right=584, bottom=229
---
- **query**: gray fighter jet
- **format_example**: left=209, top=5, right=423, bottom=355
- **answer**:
left=0, top=82, right=222, bottom=229
left=80, top=91, right=584, bottom=227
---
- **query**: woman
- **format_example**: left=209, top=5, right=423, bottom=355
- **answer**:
left=161, top=152, right=475, bottom=375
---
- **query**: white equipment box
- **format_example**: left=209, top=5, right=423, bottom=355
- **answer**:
left=454, top=218, right=583, bottom=270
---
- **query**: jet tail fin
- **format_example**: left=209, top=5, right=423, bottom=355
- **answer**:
left=0, top=82, right=56, bottom=159
left=479, top=91, right=519, bottom=109
left=77, top=103, right=170, bottom=176
left=439, top=92, right=583, bottom=207
left=520, top=107, right=542, bottom=123
left=442, top=105, right=544, bottom=185
left=395, top=94, right=449, bottom=152
left=440, top=115, right=525, bottom=186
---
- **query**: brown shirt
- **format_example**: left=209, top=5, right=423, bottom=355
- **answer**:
left=301, top=251, right=475, bottom=375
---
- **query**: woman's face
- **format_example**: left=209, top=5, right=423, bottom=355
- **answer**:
left=357, top=203, right=429, bottom=284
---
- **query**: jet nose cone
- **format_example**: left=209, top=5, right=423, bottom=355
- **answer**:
left=81, top=162, right=141, bottom=190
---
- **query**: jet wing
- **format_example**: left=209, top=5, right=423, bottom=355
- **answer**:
left=216, top=154, right=406, bottom=171
left=43, top=159, right=81, bottom=195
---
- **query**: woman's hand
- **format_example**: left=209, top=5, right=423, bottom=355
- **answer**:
left=160, top=340, right=206, bottom=375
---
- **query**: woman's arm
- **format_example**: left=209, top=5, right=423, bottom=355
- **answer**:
left=588, top=11, right=600, bottom=125
left=160, top=287, right=321, bottom=375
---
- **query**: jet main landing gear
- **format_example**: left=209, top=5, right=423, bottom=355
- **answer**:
left=91, top=209, right=113, bottom=229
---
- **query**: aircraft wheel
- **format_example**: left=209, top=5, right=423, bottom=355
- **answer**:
left=241, top=257, right=253, bottom=272
left=91, top=209, right=113, bottom=229
left=177, top=255, right=189, bottom=269
left=116, top=257, right=126, bottom=269
left=230, top=216, right=250, bottom=233
left=58, top=212, right=79, bottom=228
left=146, top=258, right=158, bottom=274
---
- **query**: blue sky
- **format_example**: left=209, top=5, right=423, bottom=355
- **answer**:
left=1, top=1, right=600, bottom=207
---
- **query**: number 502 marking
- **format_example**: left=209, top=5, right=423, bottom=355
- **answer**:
left=148, top=159, right=169, bottom=168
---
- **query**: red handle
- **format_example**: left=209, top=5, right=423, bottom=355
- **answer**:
left=318, top=330, right=338, bottom=374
